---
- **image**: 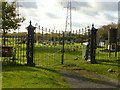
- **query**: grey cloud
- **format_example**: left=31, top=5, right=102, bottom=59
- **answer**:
left=79, top=2, right=117, bottom=19
left=46, top=12, right=60, bottom=19
left=81, top=9, right=99, bottom=16
left=60, top=1, right=91, bottom=10
left=72, top=22, right=87, bottom=28
left=17, top=2, right=37, bottom=8
left=72, top=22, right=81, bottom=28
left=82, top=2, right=118, bottom=21
left=97, top=2, right=118, bottom=12
left=60, top=1, right=118, bottom=16
left=104, top=13, right=117, bottom=21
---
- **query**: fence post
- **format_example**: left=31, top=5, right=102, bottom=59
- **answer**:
left=61, top=32, right=65, bottom=64
left=108, top=27, right=118, bottom=57
left=90, top=24, right=97, bottom=64
left=26, top=21, right=36, bottom=66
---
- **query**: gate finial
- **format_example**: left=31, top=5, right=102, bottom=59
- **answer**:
left=92, top=24, right=94, bottom=28
left=30, top=21, right=32, bottom=25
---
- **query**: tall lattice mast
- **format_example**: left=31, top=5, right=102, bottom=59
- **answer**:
left=65, top=0, right=72, bottom=33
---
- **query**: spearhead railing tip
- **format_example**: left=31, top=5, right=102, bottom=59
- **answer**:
left=30, top=21, right=32, bottom=25
left=92, top=24, right=94, bottom=28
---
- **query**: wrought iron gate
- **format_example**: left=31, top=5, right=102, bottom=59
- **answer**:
left=34, top=23, right=119, bottom=66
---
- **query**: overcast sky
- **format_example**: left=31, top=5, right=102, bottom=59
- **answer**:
left=8, top=0, right=119, bottom=32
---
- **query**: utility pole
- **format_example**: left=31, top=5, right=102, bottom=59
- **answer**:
left=65, top=0, right=72, bottom=33
left=61, top=0, right=75, bottom=63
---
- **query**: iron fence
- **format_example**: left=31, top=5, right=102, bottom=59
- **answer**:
left=0, top=35, right=27, bottom=65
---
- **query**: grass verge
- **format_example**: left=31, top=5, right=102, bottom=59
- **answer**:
left=2, top=65, right=70, bottom=88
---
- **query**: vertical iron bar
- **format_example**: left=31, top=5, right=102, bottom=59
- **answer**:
left=115, top=42, right=117, bottom=57
left=79, top=29, right=80, bottom=43
left=42, top=27, right=44, bottom=44
left=61, top=32, right=64, bottom=64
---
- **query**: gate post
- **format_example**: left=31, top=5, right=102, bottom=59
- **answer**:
left=26, top=21, right=36, bottom=66
left=90, top=24, right=98, bottom=64
left=108, top=27, right=118, bottom=57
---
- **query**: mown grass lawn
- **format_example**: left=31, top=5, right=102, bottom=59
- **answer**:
left=2, top=65, right=70, bottom=88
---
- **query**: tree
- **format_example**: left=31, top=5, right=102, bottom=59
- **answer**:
left=2, top=1, right=25, bottom=45
left=97, top=23, right=119, bottom=41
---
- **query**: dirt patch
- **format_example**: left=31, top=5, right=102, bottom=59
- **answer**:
left=59, top=70, right=119, bottom=88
